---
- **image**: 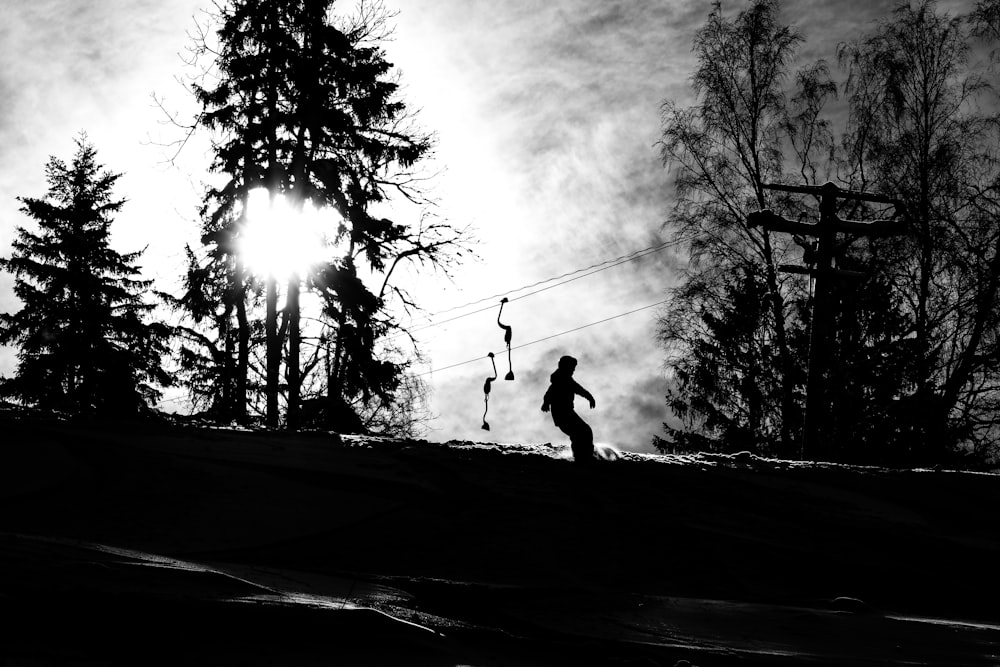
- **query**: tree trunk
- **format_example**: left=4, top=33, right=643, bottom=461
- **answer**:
left=235, top=258, right=250, bottom=424
left=263, top=0, right=283, bottom=429
left=286, top=273, right=301, bottom=430
left=915, top=182, right=935, bottom=450
left=265, top=276, right=280, bottom=428
left=221, top=299, right=235, bottom=418
left=760, top=229, right=797, bottom=457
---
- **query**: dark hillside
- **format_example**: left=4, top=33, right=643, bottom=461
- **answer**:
left=1, top=412, right=998, bottom=665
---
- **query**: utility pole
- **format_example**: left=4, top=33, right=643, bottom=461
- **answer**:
left=748, top=181, right=908, bottom=461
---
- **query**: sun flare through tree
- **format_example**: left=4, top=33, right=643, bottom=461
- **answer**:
left=237, top=188, right=335, bottom=282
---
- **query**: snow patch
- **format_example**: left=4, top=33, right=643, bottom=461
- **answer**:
left=595, top=443, right=621, bottom=461
left=324, top=434, right=1000, bottom=477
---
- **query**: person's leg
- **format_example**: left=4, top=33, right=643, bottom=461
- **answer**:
left=566, top=411, right=594, bottom=464
left=554, top=409, right=594, bottom=463
left=572, top=417, right=595, bottom=463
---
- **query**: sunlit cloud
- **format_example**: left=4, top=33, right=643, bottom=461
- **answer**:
left=383, top=0, right=708, bottom=448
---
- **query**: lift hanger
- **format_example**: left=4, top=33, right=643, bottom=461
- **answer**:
left=481, top=352, right=498, bottom=431
left=497, top=298, right=514, bottom=381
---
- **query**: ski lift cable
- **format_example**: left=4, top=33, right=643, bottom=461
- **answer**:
left=415, top=299, right=669, bottom=377
left=400, top=241, right=677, bottom=337
left=410, top=239, right=675, bottom=321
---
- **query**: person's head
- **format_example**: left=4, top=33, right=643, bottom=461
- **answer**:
left=557, top=355, right=577, bottom=374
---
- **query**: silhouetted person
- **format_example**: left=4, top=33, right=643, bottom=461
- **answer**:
left=541, top=355, right=596, bottom=464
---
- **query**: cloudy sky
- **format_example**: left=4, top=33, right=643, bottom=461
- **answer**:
left=0, top=0, right=976, bottom=451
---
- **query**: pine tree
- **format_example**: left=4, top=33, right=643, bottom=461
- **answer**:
left=0, top=135, right=171, bottom=414
left=182, top=0, right=467, bottom=431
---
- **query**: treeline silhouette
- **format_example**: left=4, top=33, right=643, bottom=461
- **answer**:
left=657, top=0, right=1000, bottom=467
left=0, top=0, right=469, bottom=435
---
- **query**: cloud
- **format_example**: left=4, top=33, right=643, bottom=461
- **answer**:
left=787, top=0, right=976, bottom=65
left=386, top=0, right=709, bottom=450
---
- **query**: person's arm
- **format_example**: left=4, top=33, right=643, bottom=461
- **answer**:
left=541, top=385, right=552, bottom=412
left=573, top=380, right=596, bottom=409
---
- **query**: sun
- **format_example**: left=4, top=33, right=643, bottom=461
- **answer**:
left=238, top=188, right=334, bottom=280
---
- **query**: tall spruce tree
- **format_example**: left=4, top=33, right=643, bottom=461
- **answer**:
left=0, top=136, right=171, bottom=413
left=179, top=0, right=466, bottom=431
